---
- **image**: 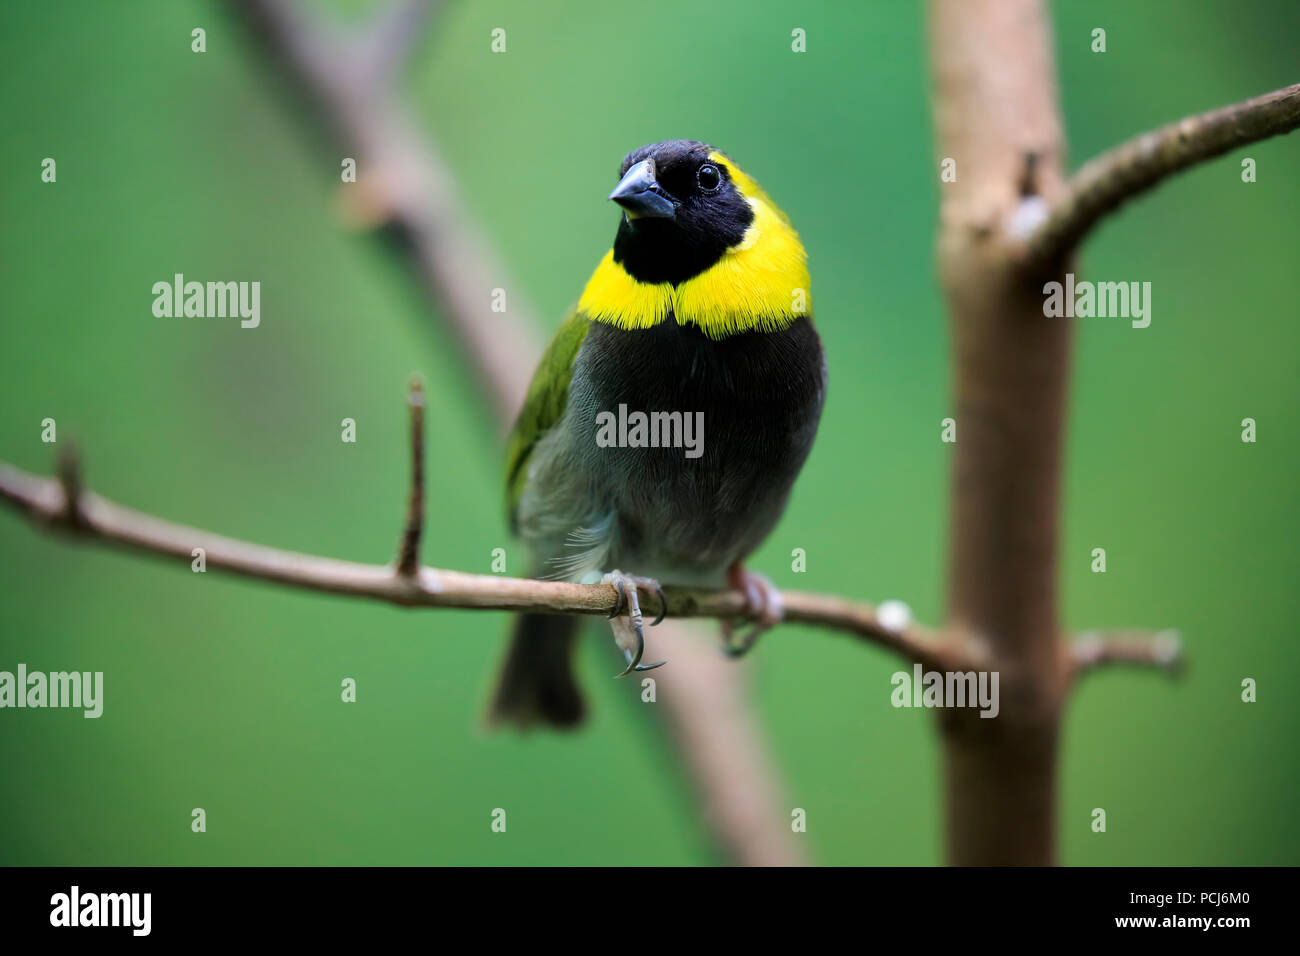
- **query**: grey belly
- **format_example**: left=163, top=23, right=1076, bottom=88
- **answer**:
left=515, top=316, right=826, bottom=586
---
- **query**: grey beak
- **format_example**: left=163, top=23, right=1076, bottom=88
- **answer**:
left=609, top=159, right=677, bottom=220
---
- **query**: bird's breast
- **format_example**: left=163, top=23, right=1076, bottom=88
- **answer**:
left=560, top=313, right=827, bottom=579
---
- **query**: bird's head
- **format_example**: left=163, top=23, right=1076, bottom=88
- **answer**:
left=609, top=140, right=768, bottom=284
left=580, top=139, right=810, bottom=338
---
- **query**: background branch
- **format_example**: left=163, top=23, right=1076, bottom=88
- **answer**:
left=229, top=0, right=537, bottom=426
left=1069, top=630, right=1184, bottom=681
left=1023, top=83, right=1300, bottom=263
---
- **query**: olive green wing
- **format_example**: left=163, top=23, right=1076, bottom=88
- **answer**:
left=505, top=308, right=593, bottom=531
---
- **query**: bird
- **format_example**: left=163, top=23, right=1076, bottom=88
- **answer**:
left=490, top=139, right=826, bottom=729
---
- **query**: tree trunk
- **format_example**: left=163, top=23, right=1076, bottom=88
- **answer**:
left=929, top=0, right=1072, bottom=865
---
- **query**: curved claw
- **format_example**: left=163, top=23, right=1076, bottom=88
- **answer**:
left=614, top=619, right=645, bottom=678
left=647, top=582, right=667, bottom=626
left=613, top=616, right=666, bottom=675
left=722, top=621, right=763, bottom=658
left=605, top=570, right=666, bottom=677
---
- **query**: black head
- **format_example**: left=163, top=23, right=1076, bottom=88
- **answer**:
left=609, top=140, right=754, bottom=285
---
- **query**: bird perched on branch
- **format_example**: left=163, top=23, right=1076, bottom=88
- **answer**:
left=490, top=140, right=826, bottom=728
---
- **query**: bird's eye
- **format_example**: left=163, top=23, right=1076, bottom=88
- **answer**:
left=697, top=163, right=721, bottom=191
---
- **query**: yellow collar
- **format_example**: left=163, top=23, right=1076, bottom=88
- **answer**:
left=577, top=156, right=811, bottom=339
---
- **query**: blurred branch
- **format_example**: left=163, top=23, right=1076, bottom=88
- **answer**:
left=1068, top=629, right=1184, bottom=681
left=354, top=0, right=441, bottom=88
left=1022, top=83, right=1300, bottom=264
left=227, top=0, right=538, bottom=425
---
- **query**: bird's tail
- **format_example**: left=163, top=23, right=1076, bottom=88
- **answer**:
left=487, top=613, right=585, bottom=729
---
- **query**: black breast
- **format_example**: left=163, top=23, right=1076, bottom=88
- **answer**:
left=567, top=315, right=827, bottom=573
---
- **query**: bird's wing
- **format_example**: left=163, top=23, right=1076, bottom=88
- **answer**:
left=505, top=308, right=593, bottom=530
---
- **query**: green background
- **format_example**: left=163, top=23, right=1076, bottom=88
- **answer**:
left=1, top=0, right=1296, bottom=865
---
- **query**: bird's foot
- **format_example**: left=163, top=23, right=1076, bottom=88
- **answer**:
left=603, top=570, right=668, bottom=678
left=721, top=566, right=785, bottom=658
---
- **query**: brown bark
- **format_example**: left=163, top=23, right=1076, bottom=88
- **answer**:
left=926, top=0, right=1296, bottom=866
left=929, top=0, right=1071, bottom=865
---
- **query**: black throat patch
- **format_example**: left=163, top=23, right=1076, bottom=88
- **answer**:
left=610, top=140, right=755, bottom=285
left=612, top=210, right=752, bottom=285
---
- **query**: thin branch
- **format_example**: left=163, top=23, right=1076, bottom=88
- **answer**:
left=1069, top=629, right=1184, bottom=681
left=395, top=378, right=425, bottom=577
left=0, top=454, right=954, bottom=669
left=1023, top=83, right=1300, bottom=263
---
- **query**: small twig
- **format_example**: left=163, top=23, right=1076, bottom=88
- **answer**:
left=1069, top=629, right=1184, bottom=681
left=55, top=445, right=85, bottom=529
left=1022, top=82, right=1300, bottom=263
left=395, top=378, right=425, bottom=577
